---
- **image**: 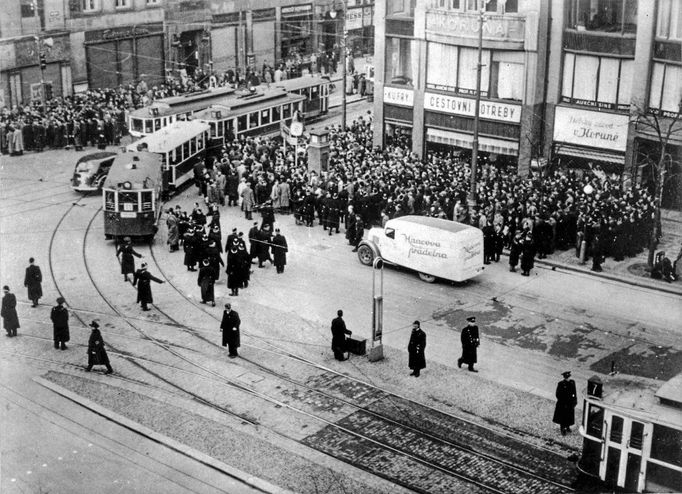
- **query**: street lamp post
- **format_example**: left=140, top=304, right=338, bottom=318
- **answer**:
left=330, top=2, right=347, bottom=131
left=33, top=0, right=46, bottom=113
left=467, top=8, right=485, bottom=210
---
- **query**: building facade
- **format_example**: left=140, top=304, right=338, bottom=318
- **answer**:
left=0, top=0, right=374, bottom=109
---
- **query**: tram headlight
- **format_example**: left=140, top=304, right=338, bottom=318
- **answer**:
left=123, top=181, right=132, bottom=190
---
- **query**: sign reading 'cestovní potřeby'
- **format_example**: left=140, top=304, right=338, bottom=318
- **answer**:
left=553, top=106, right=629, bottom=152
left=424, top=92, right=521, bottom=123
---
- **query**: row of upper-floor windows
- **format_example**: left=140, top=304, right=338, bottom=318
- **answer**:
left=427, top=0, right=518, bottom=14
left=68, top=0, right=159, bottom=13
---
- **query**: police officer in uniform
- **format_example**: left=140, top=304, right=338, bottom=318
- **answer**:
left=407, top=320, right=426, bottom=377
left=553, top=371, right=578, bottom=435
left=50, top=296, right=70, bottom=350
left=458, top=316, right=480, bottom=372
left=220, top=303, right=241, bottom=357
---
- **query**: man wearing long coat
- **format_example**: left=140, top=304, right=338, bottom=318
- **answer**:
left=166, top=211, right=180, bottom=252
left=24, top=257, right=43, bottom=307
left=221, top=303, right=241, bottom=357
left=1, top=286, right=19, bottom=337
left=132, top=263, right=164, bottom=311
left=553, top=371, right=578, bottom=435
left=271, top=228, right=288, bottom=274
left=226, top=246, right=242, bottom=296
left=50, top=297, right=70, bottom=350
left=198, top=259, right=216, bottom=306
left=407, top=320, right=426, bottom=377
left=116, top=237, right=142, bottom=281
left=331, top=310, right=352, bottom=361
left=86, top=321, right=113, bottom=374
left=241, top=182, right=255, bottom=220
left=458, top=316, right=480, bottom=372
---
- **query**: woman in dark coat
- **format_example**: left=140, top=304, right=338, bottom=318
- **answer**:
left=407, top=320, right=426, bottom=377
left=85, top=321, right=113, bottom=374
left=116, top=237, right=142, bottom=281
left=553, top=371, right=577, bottom=435
left=1, top=286, right=19, bottom=337
left=132, top=263, right=164, bottom=311
left=50, top=297, right=70, bottom=350
left=197, top=259, right=216, bottom=306
left=24, top=257, right=43, bottom=307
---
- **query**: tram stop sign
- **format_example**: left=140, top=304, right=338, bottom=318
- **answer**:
left=290, top=121, right=304, bottom=137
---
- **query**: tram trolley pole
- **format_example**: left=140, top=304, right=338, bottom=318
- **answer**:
left=368, top=257, right=384, bottom=362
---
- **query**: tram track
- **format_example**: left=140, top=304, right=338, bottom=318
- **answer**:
left=42, top=197, right=576, bottom=493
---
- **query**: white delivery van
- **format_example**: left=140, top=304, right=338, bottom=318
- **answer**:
left=356, top=215, right=484, bottom=283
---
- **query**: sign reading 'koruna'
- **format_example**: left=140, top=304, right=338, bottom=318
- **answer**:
left=426, top=11, right=525, bottom=42
left=553, top=107, right=629, bottom=152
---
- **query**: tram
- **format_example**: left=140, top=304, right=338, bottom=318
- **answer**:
left=194, top=87, right=306, bottom=148
left=71, top=151, right=117, bottom=192
left=577, top=374, right=682, bottom=493
left=102, top=152, right=163, bottom=241
left=126, top=120, right=209, bottom=196
left=127, top=86, right=235, bottom=138
left=274, top=75, right=330, bottom=120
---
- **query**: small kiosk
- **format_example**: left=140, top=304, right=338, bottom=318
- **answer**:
left=307, top=128, right=330, bottom=173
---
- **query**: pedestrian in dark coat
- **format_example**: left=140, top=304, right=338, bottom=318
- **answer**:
left=50, top=297, right=70, bottom=350
left=166, top=211, right=180, bottom=252
left=220, top=303, right=241, bottom=357
left=256, top=226, right=273, bottom=268
left=226, top=246, right=242, bottom=296
left=85, top=321, right=113, bottom=374
left=509, top=231, right=523, bottom=272
left=236, top=244, right=251, bottom=289
left=457, top=316, right=480, bottom=372
left=248, top=222, right=260, bottom=262
left=198, top=259, right=216, bottom=306
left=331, top=309, right=352, bottom=361
left=351, top=215, right=364, bottom=251
left=553, top=371, right=578, bottom=435
left=116, top=237, right=142, bottom=281
left=407, top=320, right=426, bottom=376
left=271, top=228, right=288, bottom=273
left=1, top=286, right=19, bottom=337
left=132, top=263, right=164, bottom=311
left=520, top=233, right=535, bottom=276
left=24, top=257, right=43, bottom=306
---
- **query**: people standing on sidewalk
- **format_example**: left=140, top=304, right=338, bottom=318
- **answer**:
left=116, top=237, right=142, bottom=282
left=331, top=310, right=352, bottom=361
left=271, top=228, right=288, bottom=274
left=50, top=297, right=70, bottom=350
left=132, top=262, right=164, bottom=311
left=509, top=231, right=523, bottom=272
left=520, top=232, right=536, bottom=277
left=553, top=371, right=577, bottom=435
left=221, top=303, right=241, bottom=358
left=407, top=321, right=426, bottom=377
left=85, top=321, right=113, bottom=374
left=24, top=257, right=43, bottom=307
left=1, top=286, right=19, bottom=337
left=458, top=316, right=480, bottom=372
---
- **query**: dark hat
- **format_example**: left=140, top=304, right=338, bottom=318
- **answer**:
left=89, top=321, right=99, bottom=329
left=466, top=316, right=476, bottom=322
left=2, top=285, right=9, bottom=291
left=140, top=262, right=148, bottom=269
left=413, top=320, right=420, bottom=326
left=253, top=221, right=259, bottom=226
left=275, top=228, right=280, bottom=232
left=238, top=232, right=244, bottom=237
left=57, top=296, right=66, bottom=304
left=232, top=227, right=237, bottom=232
left=562, top=371, right=571, bottom=378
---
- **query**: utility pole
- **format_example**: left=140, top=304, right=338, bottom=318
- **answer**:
left=33, top=0, right=46, bottom=113
left=467, top=8, right=485, bottom=210
left=340, top=1, right=347, bottom=131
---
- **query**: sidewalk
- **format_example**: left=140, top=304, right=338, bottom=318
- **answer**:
left=532, top=210, right=682, bottom=296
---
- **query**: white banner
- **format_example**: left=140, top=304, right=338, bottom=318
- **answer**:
left=553, top=106, right=629, bottom=152
left=384, top=87, right=414, bottom=108
left=424, top=92, right=521, bottom=123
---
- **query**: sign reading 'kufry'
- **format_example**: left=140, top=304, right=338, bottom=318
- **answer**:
left=424, top=92, right=521, bottom=123
left=384, top=87, right=414, bottom=108
left=553, top=106, right=629, bottom=152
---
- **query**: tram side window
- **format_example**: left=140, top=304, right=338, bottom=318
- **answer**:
left=197, top=135, right=204, bottom=151
left=273, top=106, right=281, bottom=122
left=249, top=111, right=259, bottom=129
left=650, top=424, right=682, bottom=467
left=119, top=191, right=139, bottom=212
left=131, top=118, right=144, bottom=133
left=238, top=115, right=247, bottom=132
left=261, top=109, right=270, bottom=125
left=144, top=119, right=153, bottom=134
left=585, top=404, right=604, bottom=438
left=141, top=191, right=153, bottom=211
left=646, top=462, right=682, bottom=493
left=190, top=136, right=196, bottom=156
left=283, top=104, right=291, bottom=119
left=105, top=191, right=115, bottom=211
left=171, top=147, right=180, bottom=165
left=210, top=122, right=218, bottom=138
left=182, top=141, right=189, bottom=160
left=154, top=118, right=161, bottom=131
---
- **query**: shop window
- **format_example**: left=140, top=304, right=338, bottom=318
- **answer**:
left=657, top=0, right=682, bottom=40
left=490, top=51, right=524, bottom=101
left=387, top=0, right=415, bottom=17
left=561, top=53, right=633, bottom=109
left=567, top=0, right=637, bottom=34
left=385, top=37, right=418, bottom=86
left=82, top=0, right=99, bottom=11
left=427, top=42, right=458, bottom=91
left=20, top=0, right=35, bottom=17
left=649, top=63, right=682, bottom=115
left=457, top=47, right=490, bottom=96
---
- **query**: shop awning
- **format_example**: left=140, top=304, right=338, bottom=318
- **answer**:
left=554, top=144, right=625, bottom=164
left=426, top=128, right=519, bottom=156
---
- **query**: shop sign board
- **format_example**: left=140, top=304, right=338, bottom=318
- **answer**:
left=553, top=106, right=629, bottom=152
left=384, top=87, right=414, bottom=108
left=84, top=23, right=164, bottom=43
left=346, top=7, right=364, bottom=31
left=282, top=4, right=312, bottom=15
left=424, top=92, right=521, bottom=123
left=426, top=11, right=525, bottom=43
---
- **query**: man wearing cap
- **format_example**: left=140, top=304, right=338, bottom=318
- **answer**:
left=1, top=286, right=19, bottom=337
left=24, top=257, right=43, bottom=307
left=407, top=320, right=426, bottom=377
left=248, top=222, right=259, bottom=263
left=225, top=227, right=238, bottom=252
left=86, top=321, right=113, bottom=374
left=330, top=310, right=352, bottom=361
left=50, top=297, right=70, bottom=350
left=553, top=371, right=577, bottom=435
left=116, top=237, right=142, bottom=282
left=271, top=228, right=288, bottom=274
left=198, top=259, right=216, bottom=306
left=132, top=262, right=164, bottom=311
left=220, top=303, right=241, bottom=357
left=458, top=316, right=480, bottom=372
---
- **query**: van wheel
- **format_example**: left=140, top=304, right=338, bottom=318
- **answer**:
left=418, top=272, right=436, bottom=283
left=357, top=245, right=374, bottom=266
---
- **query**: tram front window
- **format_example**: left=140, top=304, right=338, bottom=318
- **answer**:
left=144, top=119, right=153, bottom=134
left=141, top=191, right=153, bottom=211
left=586, top=404, right=604, bottom=438
left=119, top=191, right=139, bottom=212
left=105, top=191, right=115, bottom=211
left=131, top=118, right=144, bottom=134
